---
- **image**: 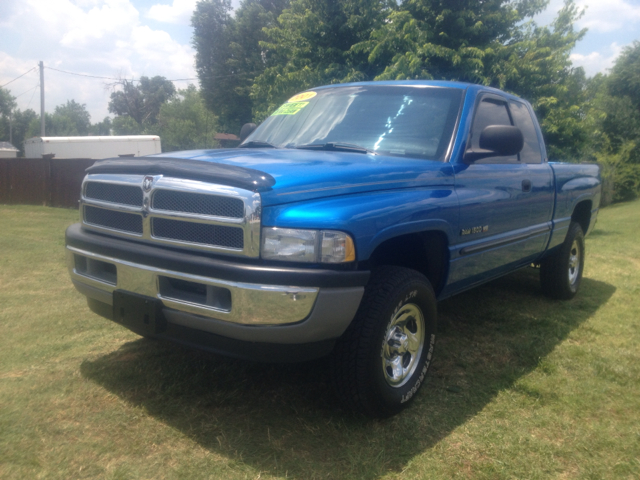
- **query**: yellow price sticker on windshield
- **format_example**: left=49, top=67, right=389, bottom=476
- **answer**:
left=288, top=91, right=317, bottom=102
left=272, top=102, right=309, bottom=116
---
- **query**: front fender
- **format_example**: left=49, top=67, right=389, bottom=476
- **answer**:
left=262, top=188, right=458, bottom=261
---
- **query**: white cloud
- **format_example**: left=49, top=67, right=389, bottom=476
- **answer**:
left=576, top=0, right=640, bottom=33
left=146, top=0, right=197, bottom=25
left=535, top=0, right=640, bottom=32
left=0, top=0, right=196, bottom=122
left=126, top=25, right=196, bottom=74
left=570, top=42, right=625, bottom=76
left=532, top=0, right=640, bottom=75
left=0, top=52, right=41, bottom=107
left=60, top=0, right=140, bottom=47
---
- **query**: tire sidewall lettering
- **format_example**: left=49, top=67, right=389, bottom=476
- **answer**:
left=401, top=333, right=435, bottom=403
left=375, top=284, right=435, bottom=405
left=379, top=289, right=419, bottom=358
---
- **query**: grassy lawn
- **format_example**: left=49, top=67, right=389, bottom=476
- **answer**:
left=0, top=202, right=639, bottom=479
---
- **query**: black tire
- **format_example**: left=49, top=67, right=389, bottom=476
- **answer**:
left=331, top=266, right=437, bottom=418
left=540, top=221, right=585, bottom=300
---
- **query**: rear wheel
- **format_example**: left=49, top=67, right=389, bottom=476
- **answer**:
left=540, top=221, right=585, bottom=299
left=332, top=266, right=437, bottom=418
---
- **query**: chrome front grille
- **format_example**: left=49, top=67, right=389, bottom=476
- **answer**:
left=84, top=205, right=143, bottom=235
left=152, top=189, right=244, bottom=218
left=85, top=182, right=143, bottom=207
left=80, top=174, right=261, bottom=257
left=151, top=217, right=244, bottom=249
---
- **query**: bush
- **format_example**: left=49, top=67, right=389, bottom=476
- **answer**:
left=597, top=141, right=640, bottom=204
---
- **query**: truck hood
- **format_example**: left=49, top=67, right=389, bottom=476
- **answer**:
left=88, top=148, right=454, bottom=206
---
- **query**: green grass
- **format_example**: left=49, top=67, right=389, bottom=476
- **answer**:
left=1, top=202, right=639, bottom=479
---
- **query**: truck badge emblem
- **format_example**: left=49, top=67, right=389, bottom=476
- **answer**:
left=143, top=176, right=153, bottom=192
left=461, top=225, right=489, bottom=236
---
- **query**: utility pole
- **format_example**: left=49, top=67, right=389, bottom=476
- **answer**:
left=39, top=60, right=45, bottom=137
left=9, top=110, right=12, bottom=145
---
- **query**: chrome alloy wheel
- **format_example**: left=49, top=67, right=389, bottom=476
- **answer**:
left=382, top=303, right=425, bottom=388
left=568, top=239, right=581, bottom=285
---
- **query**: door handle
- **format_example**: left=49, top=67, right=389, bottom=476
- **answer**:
left=522, top=179, right=532, bottom=193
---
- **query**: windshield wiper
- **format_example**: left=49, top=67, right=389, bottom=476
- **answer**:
left=238, top=140, right=277, bottom=149
left=293, top=142, right=377, bottom=155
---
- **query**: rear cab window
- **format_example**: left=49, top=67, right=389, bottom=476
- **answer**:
left=509, top=101, right=544, bottom=164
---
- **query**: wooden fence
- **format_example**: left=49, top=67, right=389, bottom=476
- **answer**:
left=0, top=158, right=95, bottom=209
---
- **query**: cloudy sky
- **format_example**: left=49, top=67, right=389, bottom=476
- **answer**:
left=1, top=0, right=639, bottom=124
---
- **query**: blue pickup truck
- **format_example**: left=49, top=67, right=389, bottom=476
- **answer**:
left=65, top=81, right=601, bottom=417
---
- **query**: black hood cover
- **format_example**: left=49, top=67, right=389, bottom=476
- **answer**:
left=86, top=157, right=276, bottom=192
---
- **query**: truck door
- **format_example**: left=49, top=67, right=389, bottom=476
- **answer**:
left=447, top=93, right=551, bottom=291
left=508, top=99, right=554, bottom=253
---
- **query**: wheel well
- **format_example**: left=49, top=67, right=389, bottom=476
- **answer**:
left=368, top=231, right=449, bottom=294
left=572, top=200, right=592, bottom=234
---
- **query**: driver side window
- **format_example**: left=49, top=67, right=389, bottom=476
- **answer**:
left=470, top=96, right=518, bottom=164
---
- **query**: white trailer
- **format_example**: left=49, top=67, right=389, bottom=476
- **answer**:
left=24, top=136, right=161, bottom=159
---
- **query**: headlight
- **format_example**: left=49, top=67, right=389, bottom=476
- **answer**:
left=261, top=228, right=356, bottom=263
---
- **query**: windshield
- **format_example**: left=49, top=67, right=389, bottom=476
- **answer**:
left=243, top=85, right=463, bottom=161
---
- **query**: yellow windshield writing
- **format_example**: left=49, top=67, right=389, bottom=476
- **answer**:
left=288, top=91, right=317, bottom=102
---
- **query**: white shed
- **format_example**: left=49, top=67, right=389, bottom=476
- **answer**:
left=0, top=142, right=19, bottom=158
left=24, top=136, right=162, bottom=159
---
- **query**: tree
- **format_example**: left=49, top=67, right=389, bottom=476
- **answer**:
left=360, top=0, right=547, bottom=83
left=226, top=0, right=290, bottom=128
left=90, top=117, right=113, bottom=136
left=157, top=84, right=219, bottom=152
left=192, top=0, right=288, bottom=133
left=251, top=0, right=393, bottom=120
left=0, top=86, right=17, bottom=148
left=108, top=76, right=176, bottom=128
left=496, top=1, right=588, bottom=160
left=0, top=86, right=16, bottom=119
left=584, top=42, right=640, bottom=202
left=24, top=100, right=93, bottom=138
left=51, top=100, right=92, bottom=136
left=111, top=115, right=147, bottom=135
left=192, top=0, right=236, bottom=132
left=595, top=139, right=639, bottom=203
left=608, top=41, right=640, bottom=113
left=602, top=41, right=640, bottom=165
left=0, top=106, right=36, bottom=156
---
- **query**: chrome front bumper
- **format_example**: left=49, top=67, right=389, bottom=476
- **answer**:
left=65, top=223, right=367, bottom=356
left=67, top=246, right=319, bottom=326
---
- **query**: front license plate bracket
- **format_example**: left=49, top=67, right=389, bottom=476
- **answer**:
left=112, top=290, right=167, bottom=336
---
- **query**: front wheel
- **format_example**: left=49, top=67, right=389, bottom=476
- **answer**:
left=331, top=266, right=437, bottom=418
left=540, top=221, right=585, bottom=299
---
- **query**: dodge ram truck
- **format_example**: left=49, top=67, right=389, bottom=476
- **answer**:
left=65, top=81, right=601, bottom=417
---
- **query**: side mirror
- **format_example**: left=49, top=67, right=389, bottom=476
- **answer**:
left=239, top=123, right=257, bottom=142
left=464, top=125, right=524, bottom=163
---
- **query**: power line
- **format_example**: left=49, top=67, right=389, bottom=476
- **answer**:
left=14, top=83, right=40, bottom=99
left=1, top=66, right=38, bottom=88
left=3, top=63, right=240, bottom=104
left=44, top=65, right=243, bottom=83
left=45, top=66, right=129, bottom=81
left=26, top=83, right=39, bottom=110
left=44, top=65, right=200, bottom=82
